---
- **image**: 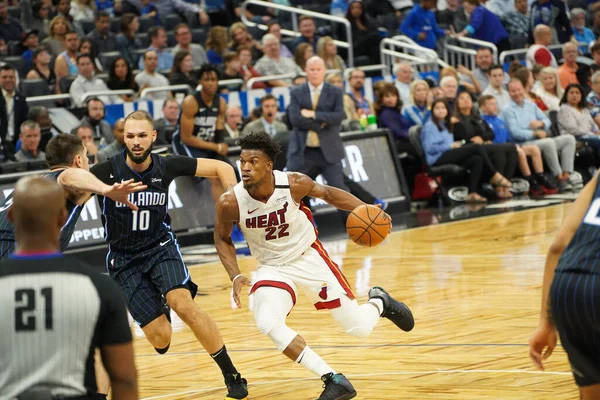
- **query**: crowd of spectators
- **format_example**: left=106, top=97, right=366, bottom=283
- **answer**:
left=1, top=0, right=600, bottom=204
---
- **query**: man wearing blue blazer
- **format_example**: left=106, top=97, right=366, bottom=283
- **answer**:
left=287, top=56, right=348, bottom=192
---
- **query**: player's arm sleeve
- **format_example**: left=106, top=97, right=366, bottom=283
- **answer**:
left=90, top=161, right=114, bottom=185
left=164, top=155, right=198, bottom=179
left=93, top=275, right=133, bottom=346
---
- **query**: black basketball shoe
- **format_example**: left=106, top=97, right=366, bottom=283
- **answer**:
left=225, top=373, right=248, bottom=400
left=369, top=286, right=415, bottom=332
left=317, top=373, right=357, bottom=400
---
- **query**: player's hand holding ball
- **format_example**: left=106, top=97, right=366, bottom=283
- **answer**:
left=346, top=204, right=392, bottom=247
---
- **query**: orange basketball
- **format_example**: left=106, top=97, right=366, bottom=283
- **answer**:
left=346, top=204, right=391, bottom=247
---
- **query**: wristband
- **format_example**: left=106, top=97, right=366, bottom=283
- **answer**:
left=232, top=274, right=243, bottom=284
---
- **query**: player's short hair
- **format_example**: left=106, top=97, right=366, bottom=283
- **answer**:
left=198, top=64, right=219, bottom=80
left=238, top=132, right=282, bottom=162
left=124, top=110, right=154, bottom=126
left=45, top=133, right=85, bottom=168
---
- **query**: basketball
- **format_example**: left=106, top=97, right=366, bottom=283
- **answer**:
left=346, top=204, right=391, bottom=247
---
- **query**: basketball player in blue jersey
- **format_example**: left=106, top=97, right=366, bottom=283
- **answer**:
left=530, top=171, right=600, bottom=399
left=90, top=110, right=248, bottom=399
left=0, top=132, right=146, bottom=259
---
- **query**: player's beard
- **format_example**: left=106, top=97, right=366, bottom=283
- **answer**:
left=126, top=142, right=153, bottom=164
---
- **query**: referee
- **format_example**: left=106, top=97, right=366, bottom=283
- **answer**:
left=0, top=176, right=138, bottom=400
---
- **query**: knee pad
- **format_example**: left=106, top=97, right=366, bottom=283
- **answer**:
left=345, top=326, right=373, bottom=338
left=267, top=324, right=298, bottom=352
left=254, top=307, right=276, bottom=336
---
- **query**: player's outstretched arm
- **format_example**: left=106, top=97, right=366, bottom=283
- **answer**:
left=214, top=191, right=250, bottom=307
left=529, top=171, right=599, bottom=370
left=288, top=172, right=364, bottom=211
left=57, top=168, right=147, bottom=210
left=195, top=159, right=237, bottom=191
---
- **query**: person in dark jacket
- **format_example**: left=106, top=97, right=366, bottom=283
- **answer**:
left=455, top=0, right=511, bottom=54
left=452, top=90, right=516, bottom=198
left=529, top=0, right=573, bottom=44
left=345, top=0, right=382, bottom=64
left=375, top=82, right=415, bottom=156
left=401, top=0, right=449, bottom=50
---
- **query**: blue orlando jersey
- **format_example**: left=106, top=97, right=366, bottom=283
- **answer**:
left=0, top=170, right=82, bottom=258
left=90, top=152, right=197, bottom=253
left=556, top=177, right=600, bottom=275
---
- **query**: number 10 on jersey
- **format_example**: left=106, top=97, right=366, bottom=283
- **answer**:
left=132, top=210, right=150, bottom=231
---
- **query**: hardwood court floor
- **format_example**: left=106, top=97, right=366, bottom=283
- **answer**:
left=134, top=204, right=578, bottom=400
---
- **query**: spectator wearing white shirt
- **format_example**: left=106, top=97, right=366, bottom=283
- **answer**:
left=224, top=105, right=242, bottom=139
left=482, top=64, right=511, bottom=111
left=134, top=50, right=170, bottom=100
left=254, top=34, right=302, bottom=87
left=395, top=63, right=412, bottom=105
left=532, top=67, right=563, bottom=112
left=69, top=54, right=114, bottom=107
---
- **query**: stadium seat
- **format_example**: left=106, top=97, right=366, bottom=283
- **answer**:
left=163, top=125, right=177, bottom=144
left=110, top=17, right=121, bottom=33
left=408, top=125, right=468, bottom=203
left=167, top=31, right=177, bottom=48
left=136, top=33, right=150, bottom=49
left=20, top=79, right=50, bottom=97
left=99, top=51, right=122, bottom=71
left=7, top=41, right=22, bottom=57
left=7, top=6, right=20, bottom=20
left=138, top=16, right=155, bottom=33
left=162, top=14, right=184, bottom=31
left=2, top=56, right=27, bottom=79
left=80, top=19, right=96, bottom=35
left=59, top=76, right=76, bottom=94
left=191, top=29, right=207, bottom=47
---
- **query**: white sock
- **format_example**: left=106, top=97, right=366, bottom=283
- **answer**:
left=296, top=346, right=335, bottom=377
left=368, top=298, right=384, bottom=316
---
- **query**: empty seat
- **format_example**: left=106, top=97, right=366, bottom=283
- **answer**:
left=110, top=17, right=121, bottom=33
left=59, top=76, right=76, bottom=94
left=80, top=19, right=96, bottom=35
left=2, top=56, right=27, bottom=79
left=20, top=79, right=51, bottom=97
left=161, top=14, right=184, bottom=31
left=136, top=32, right=149, bottom=48
left=191, top=29, right=207, bottom=46
left=138, top=15, right=155, bottom=33
left=99, top=51, right=122, bottom=70
left=7, top=41, right=23, bottom=57
left=167, top=31, right=177, bottom=48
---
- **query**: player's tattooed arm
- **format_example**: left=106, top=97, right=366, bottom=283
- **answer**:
left=194, top=159, right=237, bottom=190
left=214, top=191, right=251, bottom=307
left=287, top=172, right=365, bottom=211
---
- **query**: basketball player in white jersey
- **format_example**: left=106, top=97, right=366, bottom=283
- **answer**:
left=214, top=133, right=414, bottom=400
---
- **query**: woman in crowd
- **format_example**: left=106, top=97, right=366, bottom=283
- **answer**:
left=169, top=51, right=197, bottom=88
left=532, top=67, right=564, bottom=112
left=21, top=0, right=50, bottom=39
left=421, top=99, right=510, bottom=203
left=440, top=66, right=481, bottom=95
left=452, top=91, right=517, bottom=198
left=41, top=16, right=70, bottom=57
left=266, top=22, right=293, bottom=58
left=403, top=79, right=431, bottom=127
left=79, top=38, right=103, bottom=73
left=107, top=57, right=138, bottom=102
left=376, top=82, right=414, bottom=155
left=344, top=0, right=382, bottom=64
left=115, top=14, right=142, bottom=68
left=237, top=46, right=267, bottom=90
left=294, top=43, right=314, bottom=71
left=558, top=83, right=600, bottom=160
left=317, top=36, right=346, bottom=71
left=206, top=26, right=229, bottom=65
left=228, top=22, right=263, bottom=62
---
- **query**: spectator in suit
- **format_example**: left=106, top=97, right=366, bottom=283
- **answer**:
left=97, top=117, right=125, bottom=162
left=27, top=106, right=56, bottom=152
left=0, top=65, right=28, bottom=159
left=115, top=13, right=142, bottom=68
left=291, top=16, right=319, bottom=53
left=224, top=105, right=242, bottom=140
left=154, top=99, right=179, bottom=145
left=172, top=23, right=208, bottom=67
left=138, top=26, right=174, bottom=71
left=242, top=94, right=288, bottom=138
left=86, top=11, right=117, bottom=54
left=79, top=97, right=114, bottom=146
left=0, top=0, right=22, bottom=43
left=287, top=56, right=348, bottom=194
left=14, top=120, right=45, bottom=162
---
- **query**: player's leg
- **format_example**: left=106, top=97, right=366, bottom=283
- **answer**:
left=252, top=284, right=356, bottom=400
left=153, top=240, right=248, bottom=399
left=581, top=385, right=600, bottom=400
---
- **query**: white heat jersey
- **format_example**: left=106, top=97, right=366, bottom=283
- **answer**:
left=234, top=170, right=317, bottom=265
